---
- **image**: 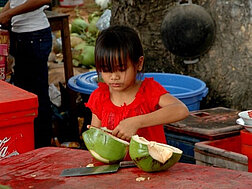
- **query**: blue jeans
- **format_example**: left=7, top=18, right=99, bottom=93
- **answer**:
left=10, top=27, right=53, bottom=148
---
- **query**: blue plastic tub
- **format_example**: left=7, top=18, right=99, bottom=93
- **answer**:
left=68, top=71, right=208, bottom=111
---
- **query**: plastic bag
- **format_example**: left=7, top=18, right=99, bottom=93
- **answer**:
left=49, top=83, right=61, bottom=107
left=96, top=9, right=111, bottom=31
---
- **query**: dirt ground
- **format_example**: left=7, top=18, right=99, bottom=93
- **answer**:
left=48, top=0, right=100, bottom=88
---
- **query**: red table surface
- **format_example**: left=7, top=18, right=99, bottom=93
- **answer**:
left=0, top=147, right=252, bottom=189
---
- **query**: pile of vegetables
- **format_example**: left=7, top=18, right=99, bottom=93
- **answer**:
left=70, top=11, right=102, bottom=68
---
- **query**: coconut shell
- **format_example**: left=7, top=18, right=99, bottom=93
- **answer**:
left=82, top=127, right=129, bottom=164
left=129, top=135, right=182, bottom=172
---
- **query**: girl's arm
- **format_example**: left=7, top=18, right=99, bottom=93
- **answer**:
left=140, top=93, right=189, bottom=126
left=90, top=113, right=102, bottom=127
left=112, top=93, right=189, bottom=141
left=0, top=0, right=51, bottom=25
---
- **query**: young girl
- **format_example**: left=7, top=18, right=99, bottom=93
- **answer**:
left=86, top=25, right=189, bottom=143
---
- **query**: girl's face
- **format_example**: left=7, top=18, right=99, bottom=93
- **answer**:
left=101, top=57, right=143, bottom=92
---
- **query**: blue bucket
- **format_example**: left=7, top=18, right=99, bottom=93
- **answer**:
left=68, top=71, right=208, bottom=111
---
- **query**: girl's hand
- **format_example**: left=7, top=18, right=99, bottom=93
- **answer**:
left=112, top=117, right=141, bottom=141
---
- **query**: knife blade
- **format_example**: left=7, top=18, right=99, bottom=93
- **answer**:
left=87, top=125, right=113, bottom=134
left=60, top=161, right=136, bottom=177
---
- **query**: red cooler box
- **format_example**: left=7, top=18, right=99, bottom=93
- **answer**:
left=0, top=80, right=38, bottom=160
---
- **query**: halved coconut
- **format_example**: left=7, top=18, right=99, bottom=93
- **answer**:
left=82, top=126, right=129, bottom=164
left=129, top=135, right=182, bottom=172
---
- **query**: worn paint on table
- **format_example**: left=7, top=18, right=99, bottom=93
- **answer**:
left=0, top=147, right=252, bottom=189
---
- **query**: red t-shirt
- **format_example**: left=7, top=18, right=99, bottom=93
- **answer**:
left=85, top=77, right=167, bottom=144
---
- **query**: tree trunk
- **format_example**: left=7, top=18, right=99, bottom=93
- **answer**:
left=111, top=0, right=252, bottom=110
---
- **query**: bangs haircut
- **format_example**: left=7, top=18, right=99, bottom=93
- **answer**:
left=95, top=25, right=143, bottom=73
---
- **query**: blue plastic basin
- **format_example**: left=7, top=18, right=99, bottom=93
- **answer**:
left=68, top=71, right=208, bottom=111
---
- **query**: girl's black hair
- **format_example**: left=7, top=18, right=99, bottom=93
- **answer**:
left=95, top=25, right=144, bottom=73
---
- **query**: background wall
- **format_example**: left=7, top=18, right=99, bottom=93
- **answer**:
left=111, top=0, right=252, bottom=110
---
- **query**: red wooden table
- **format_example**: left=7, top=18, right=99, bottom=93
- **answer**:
left=0, top=147, right=252, bottom=189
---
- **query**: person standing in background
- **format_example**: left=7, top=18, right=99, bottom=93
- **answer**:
left=0, top=0, right=53, bottom=148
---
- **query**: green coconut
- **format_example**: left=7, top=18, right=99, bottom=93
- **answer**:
left=82, top=126, right=129, bottom=164
left=88, top=11, right=100, bottom=23
left=70, top=35, right=84, bottom=48
left=87, top=17, right=99, bottom=35
left=72, top=43, right=95, bottom=67
left=79, top=45, right=95, bottom=67
left=129, top=135, right=182, bottom=172
left=87, top=22, right=98, bottom=35
left=71, top=18, right=89, bottom=35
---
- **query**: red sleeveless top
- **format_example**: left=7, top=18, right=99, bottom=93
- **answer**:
left=85, top=78, right=167, bottom=144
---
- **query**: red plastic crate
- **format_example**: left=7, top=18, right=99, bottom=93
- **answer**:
left=240, top=129, right=252, bottom=145
left=194, top=135, right=248, bottom=172
left=0, top=80, right=38, bottom=160
left=240, top=130, right=252, bottom=172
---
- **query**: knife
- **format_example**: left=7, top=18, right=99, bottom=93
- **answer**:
left=60, top=161, right=136, bottom=177
left=87, top=125, right=113, bottom=134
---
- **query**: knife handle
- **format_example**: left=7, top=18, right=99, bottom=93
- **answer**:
left=119, top=161, right=136, bottom=168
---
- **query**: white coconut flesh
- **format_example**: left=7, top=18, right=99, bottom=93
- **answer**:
left=89, top=150, right=110, bottom=164
left=100, top=127, right=113, bottom=133
left=132, top=135, right=182, bottom=164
